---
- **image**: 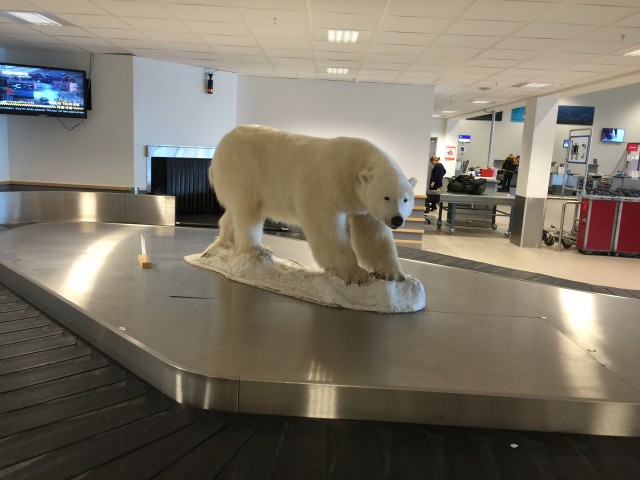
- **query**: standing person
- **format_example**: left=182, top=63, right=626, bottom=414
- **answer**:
left=501, top=154, right=517, bottom=192
left=427, top=155, right=446, bottom=211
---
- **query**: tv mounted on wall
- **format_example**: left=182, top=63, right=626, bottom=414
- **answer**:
left=601, top=128, right=625, bottom=143
left=0, top=62, right=87, bottom=118
left=458, top=134, right=471, bottom=143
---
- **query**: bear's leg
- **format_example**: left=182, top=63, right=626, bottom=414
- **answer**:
left=301, top=214, right=369, bottom=285
left=202, top=211, right=234, bottom=256
left=350, top=213, right=406, bottom=281
left=233, top=209, right=273, bottom=259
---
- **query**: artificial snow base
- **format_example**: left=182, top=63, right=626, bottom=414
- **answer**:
left=184, top=246, right=425, bottom=313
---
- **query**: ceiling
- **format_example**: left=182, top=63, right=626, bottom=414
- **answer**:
left=2, top=0, right=640, bottom=118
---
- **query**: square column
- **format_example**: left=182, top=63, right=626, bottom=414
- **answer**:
left=510, top=95, right=559, bottom=247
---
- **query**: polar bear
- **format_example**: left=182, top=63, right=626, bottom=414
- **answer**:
left=205, top=125, right=417, bottom=285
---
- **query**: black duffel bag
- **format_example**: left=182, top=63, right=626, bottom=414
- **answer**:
left=447, top=175, right=487, bottom=195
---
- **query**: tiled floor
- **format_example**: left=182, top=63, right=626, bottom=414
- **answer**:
left=420, top=208, right=638, bottom=290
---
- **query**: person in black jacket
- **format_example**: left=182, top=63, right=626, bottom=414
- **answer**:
left=427, top=156, right=446, bottom=211
left=501, top=154, right=518, bottom=192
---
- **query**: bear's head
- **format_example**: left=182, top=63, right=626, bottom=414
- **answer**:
left=359, top=168, right=417, bottom=229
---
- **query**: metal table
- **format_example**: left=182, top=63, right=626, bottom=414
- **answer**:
left=427, top=191, right=515, bottom=235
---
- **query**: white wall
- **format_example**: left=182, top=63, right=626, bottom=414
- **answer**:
left=5, top=51, right=134, bottom=188
left=237, top=76, right=434, bottom=192
left=434, top=84, right=640, bottom=179
left=553, top=84, right=640, bottom=176
left=446, top=104, right=526, bottom=170
left=132, top=58, right=237, bottom=188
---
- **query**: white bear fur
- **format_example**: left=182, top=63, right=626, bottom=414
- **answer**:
left=206, top=125, right=417, bottom=285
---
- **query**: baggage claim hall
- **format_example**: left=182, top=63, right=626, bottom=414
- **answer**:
left=1, top=1, right=640, bottom=478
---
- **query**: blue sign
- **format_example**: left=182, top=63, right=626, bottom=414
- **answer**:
left=511, top=106, right=525, bottom=123
left=458, top=134, right=471, bottom=143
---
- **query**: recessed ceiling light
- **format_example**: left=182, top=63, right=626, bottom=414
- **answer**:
left=521, top=82, right=552, bottom=88
left=472, top=100, right=491, bottom=104
left=441, top=110, right=457, bottom=114
left=432, top=114, right=441, bottom=118
left=2, top=11, right=63, bottom=26
left=623, top=48, right=640, bottom=57
left=327, top=67, right=349, bottom=75
left=327, top=29, right=360, bottom=43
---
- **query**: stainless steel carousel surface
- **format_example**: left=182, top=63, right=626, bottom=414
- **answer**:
left=0, top=222, right=639, bottom=436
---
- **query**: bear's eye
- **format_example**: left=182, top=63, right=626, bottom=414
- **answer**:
left=384, top=196, right=390, bottom=201
left=403, top=198, right=408, bottom=203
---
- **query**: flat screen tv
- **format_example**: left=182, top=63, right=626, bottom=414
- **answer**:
left=458, top=134, right=471, bottom=143
left=0, top=62, right=87, bottom=118
left=601, top=128, right=625, bottom=143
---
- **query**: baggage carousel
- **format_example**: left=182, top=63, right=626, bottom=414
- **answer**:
left=1, top=222, right=639, bottom=437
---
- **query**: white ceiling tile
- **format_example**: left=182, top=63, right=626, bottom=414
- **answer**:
left=434, top=35, right=501, bottom=49
left=166, top=4, right=244, bottom=23
left=446, top=20, right=524, bottom=37
left=379, top=16, right=453, bottom=34
left=55, top=35, right=115, bottom=46
left=514, top=23, right=598, bottom=40
left=538, top=4, right=638, bottom=25
left=309, top=0, right=387, bottom=15
left=269, top=57, right=315, bottom=66
left=6, top=32, right=65, bottom=43
left=614, top=11, right=640, bottom=27
left=478, top=49, right=539, bottom=61
left=257, top=37, right=312, bottom=49
left=0, top=0, right=38, bottom=9
left=55, top=14, right=131, bottom=29
left=234, top=0, right=307, bottom=11
left=553, top=41, right=623, bottom=55
left=310, top=12, right=379, bottom=30
left=92, top=1, right=176, bottom=19
left=240, top=9, right=308, bottom=26
left=532, top=51, right=598, bottom=64
left=492, top=37, right=562, bottom=51
left=454, top=66, right=504, bottom=76
left=264, top=47, right=314, bottom=58
left=583, top=26, right=640, bottom=43
left=364, top=53, right=417, bottom=64
left=461, top=1, right=558, bottom=22
left=28, top=0, right=110, bottom=15
left=586, top=54, right=640, bottom=66
left=466, top=58, right=520, bottom=68
left=386, top=0, right=475, bottom=19
left=200, top=34, right=258, bottom=47
left=421, top=46, right=484, bottom=61
left=85, top=27, right=148, bottom=40
left=29, top=25, right=93, bottom=36
left=143, top=31, right=203, bottom=44
left=367, top=43, right=424, bottom=56
left=161, top=42, right=213, bottom=53
left=186, top=22, right=252, bottom=36
left=315, top=51, right=362, bottom=61
left=121, top=17, right=191, bottom=32
left=249, top=24, right=310, bottom=39
left=211, top=45, right=262, bottom=56
left=372, top=31, right=433, bottom=46
left=0, top=22, right=39, bottom=34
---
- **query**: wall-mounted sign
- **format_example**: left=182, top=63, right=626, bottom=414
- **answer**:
left=627, top=143, right=638, bottom=152
left=445, top=146, right=457, bottom=161
left=511, top=106, right=525, bottom=123
left=458, top=134, right=471, bottom=143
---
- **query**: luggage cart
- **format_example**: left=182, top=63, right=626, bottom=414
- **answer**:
left=542, top=200, right=580, bottom=250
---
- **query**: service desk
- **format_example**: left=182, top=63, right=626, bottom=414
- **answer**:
left=426, top=191, right=515, bottom=235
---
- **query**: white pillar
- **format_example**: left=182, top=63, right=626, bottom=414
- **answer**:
left=510, top=95, right=559, bottom=247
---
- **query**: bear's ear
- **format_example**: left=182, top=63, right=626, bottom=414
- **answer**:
left=359, top=169, right=372, bottom=184
left=409, top=177, right=417, bottom=188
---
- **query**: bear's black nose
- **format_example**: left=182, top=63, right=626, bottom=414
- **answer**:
left=391, top=216, right=403, bottom=228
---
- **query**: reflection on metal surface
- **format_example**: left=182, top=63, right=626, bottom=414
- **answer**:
left=305, top=384, right=338, bottom=418
left=63, top=230, right=131, bottom=296
left=0, top=191, right=174, bottom=225
left=558, top=289, right=596, bottom=330
left=145, top=144, right=216, bottom=159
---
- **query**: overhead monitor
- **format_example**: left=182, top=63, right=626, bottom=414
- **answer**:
left=458, top=134, right=471, bottom=143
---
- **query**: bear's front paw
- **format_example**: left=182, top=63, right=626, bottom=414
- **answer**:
left=253, top=246, right=273, bottom=260
left=334, top=266, right=370, bottom=286
left=373, top=270, right=406, bottom=282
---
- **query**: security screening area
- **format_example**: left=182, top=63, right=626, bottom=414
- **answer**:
left=2, top=2, right=640, bottom=478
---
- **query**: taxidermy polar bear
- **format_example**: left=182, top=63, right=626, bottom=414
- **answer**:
left=206, top=125, right=417, bottom=285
